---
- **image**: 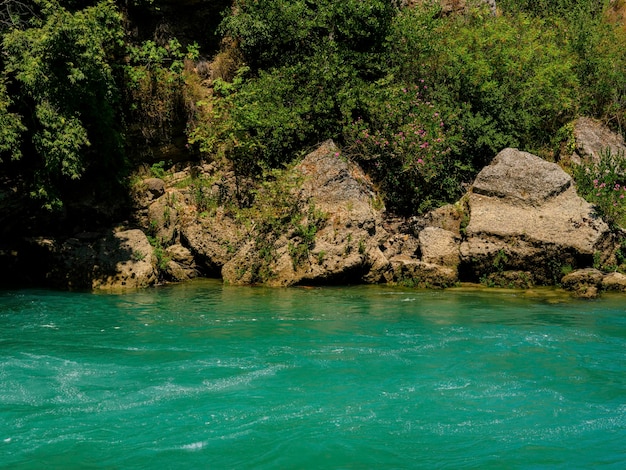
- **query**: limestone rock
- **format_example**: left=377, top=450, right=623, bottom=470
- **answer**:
left=164, top=244, right=198, bottom=281
left=569, top=117, right=626, bottom=164
left=471, top=148, right=572, bottom=207
left=561, top=268, right=604, bottom=299
left=419, top=227, right=460, bottom=268
left=181, top=214, right=243, bottom=277
left=92, top=229, right=158, bottom=290
left=222, top=140, right=390, bottom=286
left=389, top=256, right=457, bottom=288
left=133, top=178, right=166, bottom=211
left=148, top=192, right=179, bottom=245
left=601, top=271, right=626, bottom=292
left=461, top=148, right=612, bottom=283
left=410, top=203, right=465, bottom=236
left=144, top=178, right=166, bottom=200
left=40, top=229, right=158, bottom=290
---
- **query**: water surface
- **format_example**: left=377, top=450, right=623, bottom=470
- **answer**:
left=1, top=281, right=625, bottom=468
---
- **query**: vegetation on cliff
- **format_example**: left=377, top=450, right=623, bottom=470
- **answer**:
left=0, top=0, right=625, bottom=225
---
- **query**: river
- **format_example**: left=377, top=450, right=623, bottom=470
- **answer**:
left=1, top=280, right=625, bottom=468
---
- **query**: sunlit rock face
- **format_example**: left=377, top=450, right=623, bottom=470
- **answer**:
left=459, top=148, right=613, bottom=284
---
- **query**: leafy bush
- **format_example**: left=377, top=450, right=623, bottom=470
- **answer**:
left=570, top=148, right=626, bottom=228
left=220, top=0, right=395, bottom=71
left=498, top=0, right=626, bottom=133
left=345, top=82, right=466, bottom=214
left=195, top=0, right=626, bottom=219
left=391, top=9, right=580, bottom=159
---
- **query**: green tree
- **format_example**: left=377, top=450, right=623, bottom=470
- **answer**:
left=1, top=0, right=124, bottom=209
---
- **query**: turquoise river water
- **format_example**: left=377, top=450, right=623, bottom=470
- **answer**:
left=1, top=280, right=625, bottom=469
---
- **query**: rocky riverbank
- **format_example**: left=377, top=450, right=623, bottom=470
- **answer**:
left=6, top=117, right=626, bottom=299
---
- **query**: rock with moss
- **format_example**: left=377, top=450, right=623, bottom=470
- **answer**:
left=561, top=268, right=604, bottom=299
left=222, top=140, right=392, bottom=286
left=601, top=271, right=626, bottom=292
left=38, top=229, right=158, bottom=290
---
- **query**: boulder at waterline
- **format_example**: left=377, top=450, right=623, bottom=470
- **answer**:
left=34, top=229, right=158, bottom=290
left=459, top=148, right=613, bottom=284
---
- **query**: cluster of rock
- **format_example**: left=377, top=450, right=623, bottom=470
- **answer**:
left=10, top=119, right=626, bottom=298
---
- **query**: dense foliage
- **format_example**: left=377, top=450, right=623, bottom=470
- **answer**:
left=195, top=0, right=626, bottom=215
left=1, top=0, right=626, bottom=222
left=1, top=0, right=124, bottom=209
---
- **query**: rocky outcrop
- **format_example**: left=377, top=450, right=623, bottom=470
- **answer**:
left=32, top=229, right=158, bottom=290
left=459, top=148, right=614, bottom=285
left=124, top=144, right=623, bottom=295
left=563, top=117, right=626, bottom=165
left=14, top=142, right=623, bottom=293
left=222, top=141, right=391, bottom=286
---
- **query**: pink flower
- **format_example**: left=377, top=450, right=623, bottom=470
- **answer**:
left=420, top=142, right=429, bottom=149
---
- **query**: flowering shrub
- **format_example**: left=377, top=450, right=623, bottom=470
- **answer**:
left=571, top=148, right=626, bottom=228
left=345, top=83, right=465, bottom=214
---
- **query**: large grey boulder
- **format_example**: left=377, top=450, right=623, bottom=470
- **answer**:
left=460, top=148, right=612, bottom=284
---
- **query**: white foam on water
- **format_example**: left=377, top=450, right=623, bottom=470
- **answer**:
left=202, top=364, right=287, bottom=392
left=180, top=441, right=208, bottom=451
